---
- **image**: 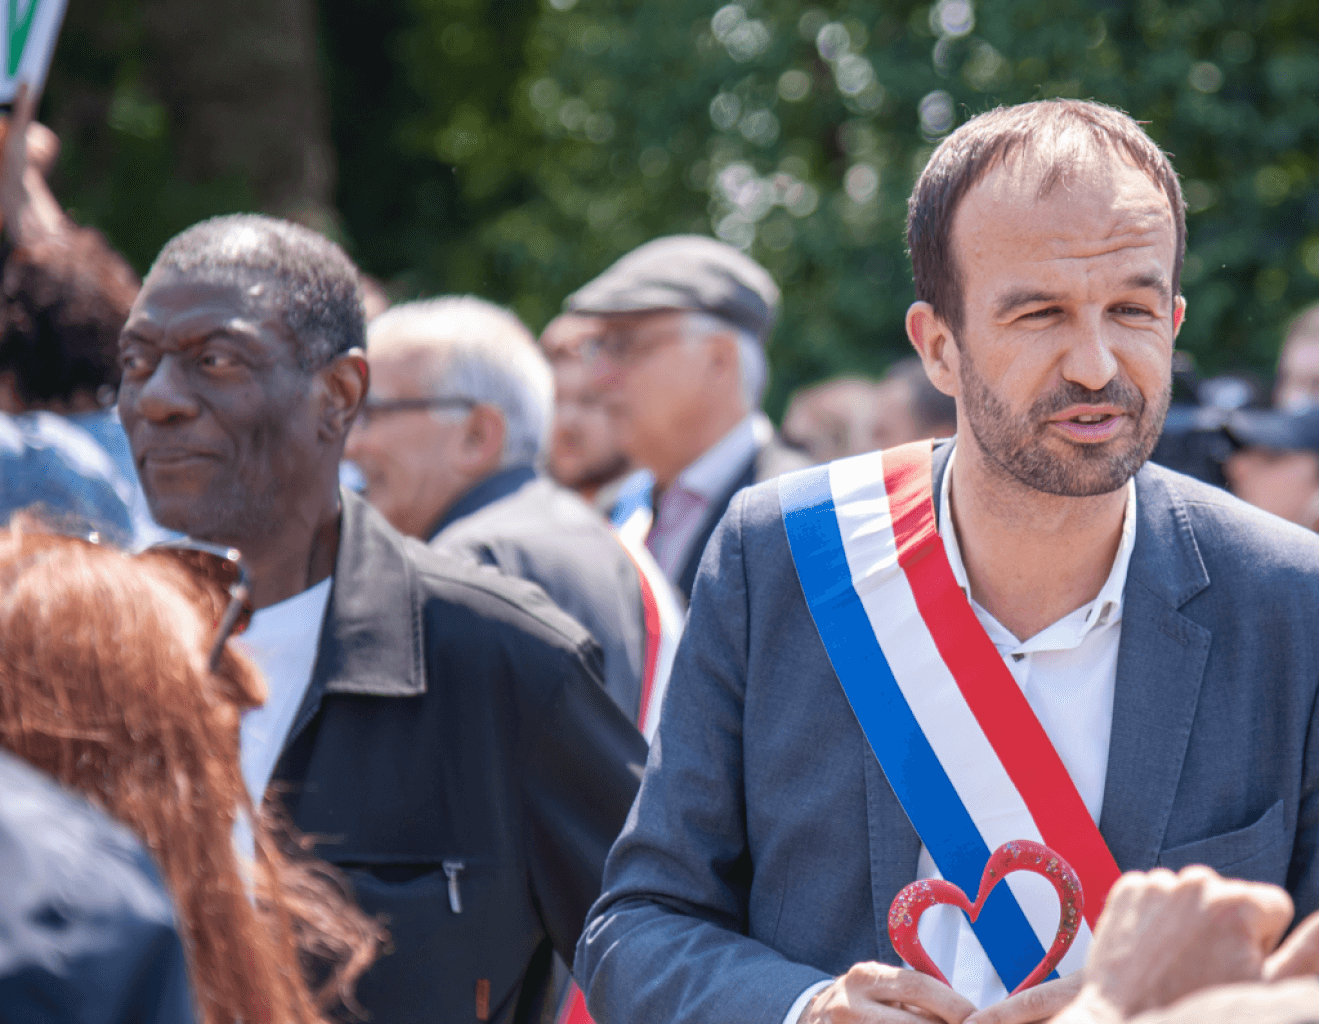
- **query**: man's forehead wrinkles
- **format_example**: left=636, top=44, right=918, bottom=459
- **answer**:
left=153, top=309, right=263, bottom=348
left=1025, top=236, right=1163, bottom=264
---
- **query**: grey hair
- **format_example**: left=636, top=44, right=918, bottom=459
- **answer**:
left=367, top=296, right=554, bottom=467
left=146, top=214, right=366, bottom=372
left=684, top=311, right=767, bottom=410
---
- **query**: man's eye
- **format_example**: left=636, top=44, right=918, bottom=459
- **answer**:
left=200, top=350, right=236, bottom=369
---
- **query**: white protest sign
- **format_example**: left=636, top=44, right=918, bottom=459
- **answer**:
left=0, top=0, right=68, bottom=103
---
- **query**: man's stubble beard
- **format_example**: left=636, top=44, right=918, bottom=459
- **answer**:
left=556, top=450, right=633, bottom=492
left=148, top=468, right=286, bottom=548
left=956, top=343, right=1170, bottom=498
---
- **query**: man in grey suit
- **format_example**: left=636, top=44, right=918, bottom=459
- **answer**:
left=345, top=294, right=665, bottom=721
left=567, top=235, right=809, bottom=601
left=576, top=100, right=1319, bottom=1024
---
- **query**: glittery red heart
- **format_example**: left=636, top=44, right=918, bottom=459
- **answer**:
left=887, top=840, right=1084, bottom=996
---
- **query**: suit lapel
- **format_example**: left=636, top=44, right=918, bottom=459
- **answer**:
left=863, top=755, right=922, bottom=962
left=1098, top=467, right=1211, bottom=872
left=675, top=450, right=758, bottom=600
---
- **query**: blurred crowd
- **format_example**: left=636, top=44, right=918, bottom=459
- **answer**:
left=3, top=79, right=1319, bottom=1024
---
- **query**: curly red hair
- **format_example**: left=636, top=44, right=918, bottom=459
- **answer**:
left=0, top=523, right=383, bottom=1024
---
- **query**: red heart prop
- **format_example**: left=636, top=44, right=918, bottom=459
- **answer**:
left=888, top=840, right=1084, bottom=996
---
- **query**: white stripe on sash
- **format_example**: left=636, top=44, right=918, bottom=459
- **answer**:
left=829, top=452, right=1092, bottom=979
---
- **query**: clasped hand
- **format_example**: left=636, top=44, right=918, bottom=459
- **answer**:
left=799, top=963, right=1080, bottom=1024
left=800, top=867, right=1319, bottom=1024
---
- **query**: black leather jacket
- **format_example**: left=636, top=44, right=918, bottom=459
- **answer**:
left=272, top=491, right=647, bottom=1024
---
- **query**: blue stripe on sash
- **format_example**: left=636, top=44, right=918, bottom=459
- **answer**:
left=780, top=465, right=1049, bottom=992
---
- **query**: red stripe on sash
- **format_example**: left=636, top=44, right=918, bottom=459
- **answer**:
left=617, top=538, right=664, bottom=734
left=556, top=985, right=593, bottom=1024
left=554, top=541, right=667, bottom=1024
left=883, top=440, right=1121, bottom=925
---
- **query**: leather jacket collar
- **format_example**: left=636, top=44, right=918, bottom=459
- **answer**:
left=313, top=488, right=427, bottom=700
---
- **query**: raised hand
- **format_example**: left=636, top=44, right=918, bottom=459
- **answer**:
left=1055, top=867, right=1294, bottom=1022
left=1263, top=906, right=1319, bottom=981
left=0, top=81, right=67, bottom=240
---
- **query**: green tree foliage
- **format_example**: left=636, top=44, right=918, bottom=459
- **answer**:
left=44, top=1, right=1319, bottom=411
left=42, top=0, right=255, bottom=271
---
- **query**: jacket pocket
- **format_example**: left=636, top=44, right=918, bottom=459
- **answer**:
left=1157, top=800, right=1289, bottom=883
left=323, top=855, right=536, bottom=1023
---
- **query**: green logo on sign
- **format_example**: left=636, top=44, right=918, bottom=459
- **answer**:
left=8, top=0, right=37, bottom=77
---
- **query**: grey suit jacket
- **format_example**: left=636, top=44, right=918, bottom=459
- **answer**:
left=433, top=469, right=647, bottom=721
left=672, top=432, right=812, bottom=601
left=576, top=445, right=1319, bottom=1024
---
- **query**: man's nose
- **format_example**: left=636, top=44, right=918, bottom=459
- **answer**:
left=586, top=353, right=622, bottom=392
left=131, top=355, right=202, bottom=424
left=1060, top=311, right=1120, bottom=393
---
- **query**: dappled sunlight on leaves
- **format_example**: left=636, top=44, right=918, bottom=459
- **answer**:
left=41, top=0, right=1319, bottom=413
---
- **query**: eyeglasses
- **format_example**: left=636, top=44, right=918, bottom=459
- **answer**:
left=144, top=540, right=252, bottom=672
left=357, top=396, right=476, bottom=427
left=580, top=327, right=685, bottom=367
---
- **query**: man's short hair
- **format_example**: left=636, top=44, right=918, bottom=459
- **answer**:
left=885, top=356, right=957, bottom=434
left=0, top=229, right=139, bottom=404
left=907, top=99, right=1186, bottom=340
left=146, top=214, right=365, bottom=371
left=368, top=297, right=554, bottom=468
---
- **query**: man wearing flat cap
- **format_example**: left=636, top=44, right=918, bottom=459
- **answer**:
left=1224, top=407, right=1319, bottom=531
left=567, top=235, right=808, bottom=601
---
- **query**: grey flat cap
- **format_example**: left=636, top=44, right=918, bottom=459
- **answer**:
left=1226, top=408, right=1319, bottom=454
left=565, top=235, right=780, bottom=343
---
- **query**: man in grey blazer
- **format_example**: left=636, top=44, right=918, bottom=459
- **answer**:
left=576, top=100, right=1319, bottom=1024
left=345, top=295, right=661, bottom=721
left=566, top=235, right=809, bottom=602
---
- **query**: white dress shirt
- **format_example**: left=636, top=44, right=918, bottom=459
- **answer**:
left=783, top=447, right=1137, bottom=1021
left=647, top=412, right=771, bottom=579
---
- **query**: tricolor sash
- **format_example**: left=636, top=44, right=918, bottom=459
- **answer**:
left=779, top=440, right=1121, bottom=993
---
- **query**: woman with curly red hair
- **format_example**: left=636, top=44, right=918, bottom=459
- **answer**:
left=0, top=522, right=383, bottom=1024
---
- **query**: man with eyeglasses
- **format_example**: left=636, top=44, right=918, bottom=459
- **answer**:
left=345, top=295, right=680, bottom=727
left=117, top=215, right=647, bottom=1024
left=566, top=235, right=808, bottom=601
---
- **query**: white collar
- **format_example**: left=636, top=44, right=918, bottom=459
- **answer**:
left=938, top=443, right=1138, bottom=648
left=674, top=412, right=771, bottom=501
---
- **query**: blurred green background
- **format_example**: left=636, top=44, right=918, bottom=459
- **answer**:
left=40, top=0, right=1319, bottom=414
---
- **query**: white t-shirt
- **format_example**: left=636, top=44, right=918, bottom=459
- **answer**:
left=234, top=576, right=334, bottom=806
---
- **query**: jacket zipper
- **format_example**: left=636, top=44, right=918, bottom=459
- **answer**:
left=442, top=859, right=465, bottom=913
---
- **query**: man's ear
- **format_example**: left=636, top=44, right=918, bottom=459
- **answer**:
left=316, top=349, right=368, bottom=442
left=906, top=301, right=960, bottom=399
left=459, top=404, right=507, bottom=476
left=706, top=330, right=739, bottom=372
left=1173, top=295, right=1188, bottom=338
left=706, top=331, right=751, bottom=413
